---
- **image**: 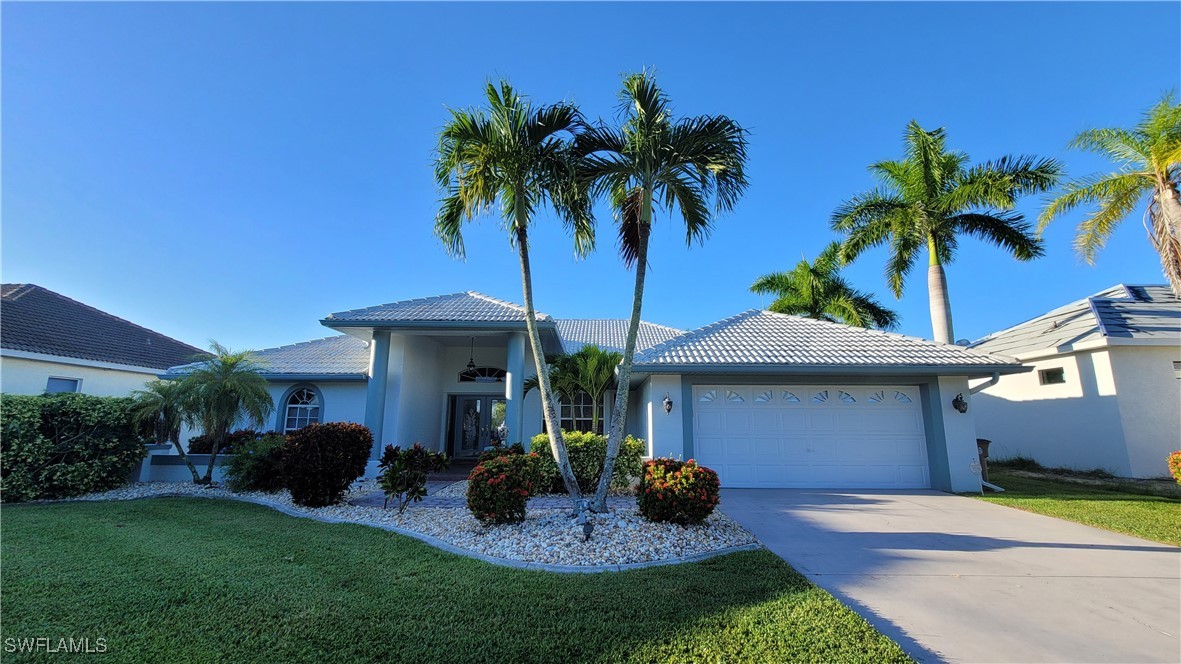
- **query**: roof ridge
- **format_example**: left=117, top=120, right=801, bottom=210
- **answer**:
left=465, top=291, right=551, bottom=320
left=325, top=292, right=471, bottom=318
left=557, top=318, right=686, bottom=332
left=256, top=334, right=367, bottom=353
left=754, top=308, right=999, bottom=356
left=970, top=290, right=1103, bottom=347
left=634, top=309, right=762, bottom=361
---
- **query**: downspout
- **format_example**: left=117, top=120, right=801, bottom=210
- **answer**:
left=970, top=371, right=1005, bottom=491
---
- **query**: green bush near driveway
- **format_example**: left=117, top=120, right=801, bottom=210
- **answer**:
left=530, top=431, right=644, bottom=494
left=2, top=498, right=912, bottom=663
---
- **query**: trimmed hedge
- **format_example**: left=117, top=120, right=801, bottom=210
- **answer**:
left=636, top=458, right=720, bottom=525
left=529, top=431, right=645, bottom=494
left=0, top=393, right=147, bottom=502
left=283, top=422, right=372, bottom=507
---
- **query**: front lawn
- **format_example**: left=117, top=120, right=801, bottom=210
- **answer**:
left=978, top=469, right=1181, bottom=546
left=2, top=498, right=910, bottom=663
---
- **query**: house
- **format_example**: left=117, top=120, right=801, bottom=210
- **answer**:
left=1, top=284, right=205, bottom=397
left=970, top=284, right=1181, bottom=478
left=165, top=291, right=1025, bottom=492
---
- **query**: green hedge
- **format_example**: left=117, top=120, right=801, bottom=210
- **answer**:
left=529, top=431, right=645, bottom=494
left=0, top=393, right=148, bottom=502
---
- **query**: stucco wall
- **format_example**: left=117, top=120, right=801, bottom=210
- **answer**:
left=396, top=336, right=445, bottom=450
left=1109, top=345, right=1181, bottom=478
left=646, top=374, right=685, bottom=459
left=973, top=350, right=1133, bottom=475
left=1, top=355, right=156, bottom=397
left=266, top=380, right=368, bottom=433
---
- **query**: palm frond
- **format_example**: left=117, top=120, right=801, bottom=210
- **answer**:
left=950, top=212, right=1045, bottom=261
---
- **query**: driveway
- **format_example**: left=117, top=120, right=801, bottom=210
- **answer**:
left=721, top=489, right=1181, bottom=663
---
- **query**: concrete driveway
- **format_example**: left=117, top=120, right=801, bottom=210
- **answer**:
left=721, top=489, right=1181, bottom=663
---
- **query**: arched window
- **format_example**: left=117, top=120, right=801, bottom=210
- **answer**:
left=283, top=387, right=321, bottom=433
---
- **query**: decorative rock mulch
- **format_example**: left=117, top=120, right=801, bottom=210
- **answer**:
left=50, top=481, right=759, bottom=571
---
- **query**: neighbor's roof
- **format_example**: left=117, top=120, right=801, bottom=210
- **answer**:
left=323, top=292, right=551, bottom=326
left=970, top=284, right=1180, bottom=357
left=634, top=309, right=1020, bottom=374
left=1, top=283, right=206, bottom=370
left=556, top=319, right=685, bottom=354
left=166, top=335, right=369, bottom=379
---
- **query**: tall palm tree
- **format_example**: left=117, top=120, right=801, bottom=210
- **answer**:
left=180, top=342, right=274, bottom=484
left=832, top=121, right=1061, bottom=344
left=1040, top=93, right=1181, bottom=297
left=434, top=80, right=592, bottom=503
left=750, top=241, right=899, bottom=329
left=131, top=379, right=201, bottom=483
left=576, top=71, right=749, bottom=511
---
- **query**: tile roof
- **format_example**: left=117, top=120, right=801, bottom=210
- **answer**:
left=634, top=309, right=1018, bottom=371
left=970, top=284, right=1180, bottom=357
left=166, top=335, right=369, bottom=378
left=555, top=319, right=685, bottom=354
left=1, top=284, right=207, bottom=370
left=324, top=292, right=550, bottom=325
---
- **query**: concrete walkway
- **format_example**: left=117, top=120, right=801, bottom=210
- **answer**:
left=721, top=489, right=1181, bottom=663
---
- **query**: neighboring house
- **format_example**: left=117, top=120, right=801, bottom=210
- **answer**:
left=1, top=283, right=205, bottom=397
left=165, top=291, right=1023, bottom=492
left=971, top=284, right=1181, bottom=478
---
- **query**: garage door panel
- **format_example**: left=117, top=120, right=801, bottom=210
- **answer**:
left=808, top=412, right=836, bottom=432
left=724, top=412, right=751, bottom=434
left=780, top=411, right=808, bottom=432
left=751, top=411, right=779, bottom=433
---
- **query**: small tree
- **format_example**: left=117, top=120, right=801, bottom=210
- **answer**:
left=378, top=443, right=450, bottom=514
left=179, top=342, right=274, bottom=484
left=524, top=345, right=623, bottom=434
left=131, top=379, right=201, bottom=483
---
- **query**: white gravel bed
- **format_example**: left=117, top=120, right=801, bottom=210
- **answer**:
left=433, top=480, right=634, bottom=500
left=55, top=481, right=757, bottom=568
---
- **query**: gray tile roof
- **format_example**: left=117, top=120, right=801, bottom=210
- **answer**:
left=167, top=335, right=369, bottom=378
left=556, top=319, right=685, bottom=354
left=324, top=292, right=551, bottom=325
left=634, top=309, right=1018, bottom=371
left=970, top=284, right=1180, bottom=357
left=1, top=283, right=207, bottom=370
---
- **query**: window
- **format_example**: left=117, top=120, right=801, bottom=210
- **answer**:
left=45, top=377, right=81, bottom=394
left=283, top=387, right=321, bottom=433
left=1174, top=361, right=1181, bottom=380
left=1038, top=368, right=1066, bottom=385
left=559, top=391, right=596, bottom=433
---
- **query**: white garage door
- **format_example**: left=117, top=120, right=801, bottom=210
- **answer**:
left=693, top=385, right=930, bottom=488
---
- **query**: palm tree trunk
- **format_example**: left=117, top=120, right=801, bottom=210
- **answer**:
left=515, top=227, right=582, bottom=505
left=1154, top=182, right=1181, bottom=298
left=927, top=240, right=954, bottom=344
left=202, top=422, right=225, bottom=484
left=170, top=432, right=202, bottom=483
left=591, top=193, right=652, bottom=513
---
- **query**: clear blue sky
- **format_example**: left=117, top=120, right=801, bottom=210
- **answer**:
left=3, top=2, right=1178, bottom=351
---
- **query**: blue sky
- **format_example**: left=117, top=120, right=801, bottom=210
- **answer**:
left=3, top=2, right=1178, bottom=352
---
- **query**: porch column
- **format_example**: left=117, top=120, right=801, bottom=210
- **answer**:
left=365, top=330, right=391, bottom=460
left=504, top=331, right=526, bottom=445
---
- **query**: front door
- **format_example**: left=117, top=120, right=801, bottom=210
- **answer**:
left=453, top=395, right=507, bottom=458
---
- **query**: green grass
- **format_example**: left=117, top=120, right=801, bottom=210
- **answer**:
left=978, top=469, right=1181, bottom=546
left=2, top=498, right=910, bottom=663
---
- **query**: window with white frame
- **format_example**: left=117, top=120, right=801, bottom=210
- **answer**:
left=559, top=391, right=595, bottom=433
left=283, top=387, right=321, bottom=433
left=45, top=377, right=81, bottom=394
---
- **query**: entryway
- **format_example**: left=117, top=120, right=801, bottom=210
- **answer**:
left=450, top=395, right=507, bottom=459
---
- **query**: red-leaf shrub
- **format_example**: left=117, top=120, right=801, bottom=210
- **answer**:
left=636, top=458, right=720, bottom=525
left=283, top=422, right=372, bottom=507
left=466, top=453, right=542, bottom=525
left=1169, top=451, right=1181, bottom=485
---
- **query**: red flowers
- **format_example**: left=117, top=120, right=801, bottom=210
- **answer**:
left=636, top=458, right=720, bottom=525
left=466, top=453, right=542, bottom=525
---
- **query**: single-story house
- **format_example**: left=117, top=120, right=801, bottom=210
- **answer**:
left=1, top=283, right=206, bottom=396
left=970, top=284, right=1181, bottom=478
left=165, top=291, right=1026, bottom=492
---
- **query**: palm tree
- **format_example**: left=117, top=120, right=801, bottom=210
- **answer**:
left=525, top=345, right=623, bottom=434
left=750, top=241, right=899, bottom=329
left=1040, top=93, right=1181, bottom=297
left=576, top=71, right=749, bottom=511
left=131, top=379, right=201, bottom=483
left=434, top=80, right=592, bottom=503
left=832, top=121, right=1061, bottom=344
left=180, top=341, right=274, bottom=484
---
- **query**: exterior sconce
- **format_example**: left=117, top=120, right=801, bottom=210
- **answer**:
left=952, top=393, right=968, bottom=414
left=663, top=393, right=674, bottom=415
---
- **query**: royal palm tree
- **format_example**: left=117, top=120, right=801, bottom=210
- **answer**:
left=1040, top=93, right=1181, bottom=297
left=180, top=342, right=273, bottom=484
left=434, top=80, right=592, bottom=502
left=750, top=241, right=899, bottom=329
left=832, top=121, right=1061, bottom=344
left=576, top=71, right=749, bottom=511
left=131, top=379, right=201, bottom=483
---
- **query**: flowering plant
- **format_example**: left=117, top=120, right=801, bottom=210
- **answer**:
left=1168, top=451, right=1181, bottom=485
left=636, top=457, right=720, bottom=525
left=466, top=453, right=542, bottom=525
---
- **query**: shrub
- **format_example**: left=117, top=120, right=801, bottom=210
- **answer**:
left=1169, top=452, right=1181, bottom=485
left=283, top=422, right=372, bottom=507
left=466, top=453, right=543, bottom=525
left=990, top=456, right=1045, bottom=472
left=0, top=393, right=148, bottom=502
left=223, top=433, right=287, bottom=492
left=477, top=442, right=526, bottom=465
left=636, top=458, right=720, bottom=525
left=378, top=443, right=450, bottom=513
left=186, top=429, right=262, bottom=455
left=529, top=431, right=645, bottom=494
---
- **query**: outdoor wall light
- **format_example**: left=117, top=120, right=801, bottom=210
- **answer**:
left=663, top=393, right=674, bottom=415
left=952, top=393, right=968, bottom=414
